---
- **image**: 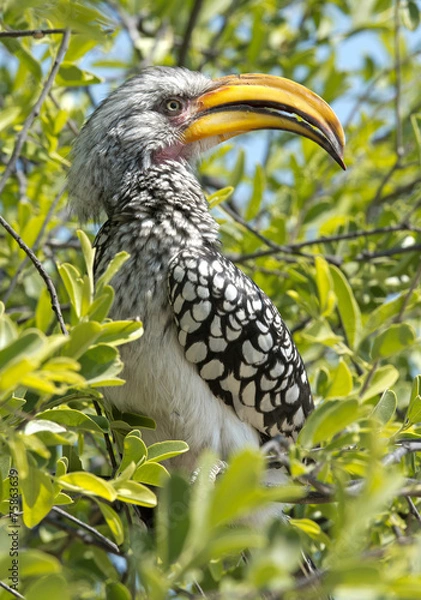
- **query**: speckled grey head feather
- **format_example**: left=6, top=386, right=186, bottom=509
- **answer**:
left=68, top=67, right=214, bottom=221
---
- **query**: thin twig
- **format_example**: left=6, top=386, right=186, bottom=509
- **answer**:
left=221, top=203, right=342, bottom=266
left=344, top=49, right=421, bottom=129
left=382, top=441, right=421, bottom=467
left=0, top=30, right=70, bottom=334
left=51, top=506, right=122, bottom=555
left=0, top=581, right=25, bottom=599
left=109, top=1, right=143, bottom=60
left=0, top=29, right=70, bottom=197
left=359, top=360, right=380, bottom=399
left=406, top=497, right=421, bottom=524
left=0, top=28, right=67, bottom=38
left=355, top=243, right=421, bottom=262
left=0, top=27, right=114, bottom=39
left=177, top=0, right=204, bottom=67
left=281, top=224, right=421, bottom=250
left=0, top=214, right=68, bottom=334
left=367, top=158, right=402, bottom=218
left=93, top=400, right=118, bottom=471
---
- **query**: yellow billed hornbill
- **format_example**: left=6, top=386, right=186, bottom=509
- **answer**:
left=68, top=67, right=345, bottom=472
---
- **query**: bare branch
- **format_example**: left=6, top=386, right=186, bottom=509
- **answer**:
left=93, top=400, right=118, bottom=471
left=382, top=441, right=421, bottom=467
left=50, top=506, right=122, bottom=555
left=0, top=28, right=67, bottom=38
left=0, top=580, right=25, bottom=599
left=406, top=497, right=421, bottom=524
left=0, top=29, right=70, bottom=196
left=0, top=209, right=68, bottom=335
left=177, top=0, right=205, bottom=67
left=355, top=243, right=421, bottom=262
left=221, top=203, right=342, bottom=266
left=0, top=30, right=70, bottom=334
left=108, top=1, right=143, bottom=61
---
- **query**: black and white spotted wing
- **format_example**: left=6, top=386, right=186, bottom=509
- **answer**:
left=167, top=246, right=314, bottom=440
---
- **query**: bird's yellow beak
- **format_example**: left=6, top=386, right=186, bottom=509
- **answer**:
left=183, top=73, right=346, bottom=169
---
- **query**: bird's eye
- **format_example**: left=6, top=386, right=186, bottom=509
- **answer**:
left=163, top=98, right=184, bottom=114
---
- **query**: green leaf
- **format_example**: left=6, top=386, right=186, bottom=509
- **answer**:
left=209, top=449, right=265, bottom=527
left=25, top=574, right=71, bottom=600
left=325, top=359, right=353, bottom=399
left=133, top=461, right=169, bottom=487
left=0, top=395, right=26, bottom=418
left=58, top=263, right=83, bottom=318
left=371, top=323, right=416, bottom=359
left=290, top=518, right=331, bottom=546
left=113, top=480, right=157, bottom=507
left=371, top=389, right=397, bottom=425
left=56, top=63, right=102, bottom=86
left=88, top=285, right=114, bottom=321
left=77, top=229, right=95, bottom=283
left=35, top=288, right=54, bottom=332
left=25, top=419, right=76, bottom=447
left=402, top=0, right=420, bottom=30
left=21, top=466, right=55, bottom=528
left=105, top=582, right=132, bottom=600
left=1, top=39, right=42, bottom=80
left=96, top=320, right=144, bottom=346
left=245, top=164, right=265, bottom=220
left=0, top=304, right=18, bottom=349
left=78, top=344, right=124, bottom=386
left=37, top=408, right=105, bottom=433
left=230, top=148, right=245, bottom=187
left=330, top=265, right=362, bottom=349
left=118, top=430, right=147, bottom=474
left=208, top=528, right=264, bottom=559
left=0, top=550, right=61, bottom=580
left=98, top=501, right=124, bottom=545
left=96, top=252, right=130, bottom=292
left=315, top=256, right=335, bottom=316
left=157, top=474, right=191, bottom=568
left=0, top=106, right=21, bottom=131
left=115, top=411, right=156, bottom=430
left=407, top=397, right=421, bottom=425
left=147, top=440, right=189, bottom=462
left=59, top=472, right=117, bottom=501
left=208, top=186, right=234, bottom=209
left=407, top=376, right=421, bottom=424
left=361, top=365, right=400, bottom=402
left=363, top=291, right=420, bottom=337
left=64, top=321, right=102, bottom=359
left=299, top=399, right=360, bottom=448
left=0, top=330, right=44, bottom=367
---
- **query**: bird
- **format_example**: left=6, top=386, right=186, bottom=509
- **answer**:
left=68, top=66, right=345, bottom=474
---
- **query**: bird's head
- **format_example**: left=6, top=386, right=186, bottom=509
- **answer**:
left=68, top=66, right=345, bottom=220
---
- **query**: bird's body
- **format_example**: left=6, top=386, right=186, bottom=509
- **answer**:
left=94, top=161, right=261, bottom=469
left=93, top=160, right=312, bottom=468
left=69, top=67, right=345, bottom=472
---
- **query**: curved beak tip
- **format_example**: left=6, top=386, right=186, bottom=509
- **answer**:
left=185, top=72, right=347, bottom=171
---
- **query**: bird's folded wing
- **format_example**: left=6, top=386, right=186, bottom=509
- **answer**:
left=167, top=247, right=313, bottom=439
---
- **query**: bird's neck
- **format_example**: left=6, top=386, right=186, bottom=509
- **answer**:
left=113, top=160, right=219, bottom=247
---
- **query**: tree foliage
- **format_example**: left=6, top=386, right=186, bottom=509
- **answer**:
left=1, top=0, right=421, bottom=598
